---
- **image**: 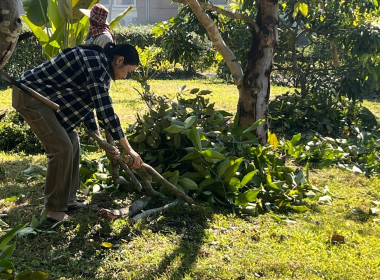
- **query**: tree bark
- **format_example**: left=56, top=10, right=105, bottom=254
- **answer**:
left=240, top=0, right=278, bottom=143
left=172, top=0, right=278, bottom=144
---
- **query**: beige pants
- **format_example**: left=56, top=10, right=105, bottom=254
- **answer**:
left=12, top=86, right=79, bottom=211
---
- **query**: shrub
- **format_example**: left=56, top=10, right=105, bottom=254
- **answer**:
left=113, top=24, right=157, bottom=48
left=0, top=110, right=44, bottom=154
left=268, top=90, right=378, bottom=139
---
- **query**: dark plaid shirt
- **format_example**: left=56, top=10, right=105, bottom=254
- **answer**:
left=19, top=46, right=125, bottom=140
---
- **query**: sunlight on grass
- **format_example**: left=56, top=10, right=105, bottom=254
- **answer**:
left=109, top=79, right=292, bottom=125
left=0, top=82, right=380, bottom=280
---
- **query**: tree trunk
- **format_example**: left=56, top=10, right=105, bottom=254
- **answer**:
left=238, top=0, right=278, bottom=144
left=172, top=0, right=278, bottom=144
left=0, top=0, right=22, bottom=70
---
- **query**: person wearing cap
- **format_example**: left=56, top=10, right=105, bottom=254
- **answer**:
left=12, top=43, right=143, bottom=221
left=80, top=4, right=116, bottom=48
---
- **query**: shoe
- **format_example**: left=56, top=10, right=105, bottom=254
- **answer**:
left=68, top=201, right=88, bottom=210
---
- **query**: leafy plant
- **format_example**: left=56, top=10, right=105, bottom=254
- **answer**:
left=269, top=90, right=378, bottom=138
left=0, top=110, right=44, bottom=154
left=21, top=0, right=133, bottom=58
left=124, top=85, right=324, bottom=214
left=0, top=224, right=26, bottom=278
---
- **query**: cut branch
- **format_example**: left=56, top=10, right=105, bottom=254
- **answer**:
left=87, top=129, right=194, bottom=205
left=131, top=200, right=182, bottom=222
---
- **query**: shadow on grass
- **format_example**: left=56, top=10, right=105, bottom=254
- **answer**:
left=345, top=207, right=370, bottom=223
left=139, top=204, right=215, bottom=280
left=2, top=181, right=220, bottom=280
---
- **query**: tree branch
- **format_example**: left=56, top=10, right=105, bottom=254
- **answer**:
left=173, top=0, right=244, bottom=86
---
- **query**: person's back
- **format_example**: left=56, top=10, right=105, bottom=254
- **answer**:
left=80, top=4, right=116, bottom=48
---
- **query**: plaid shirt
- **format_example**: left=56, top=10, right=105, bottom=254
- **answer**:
left=19, top=47, right=125, bottom=140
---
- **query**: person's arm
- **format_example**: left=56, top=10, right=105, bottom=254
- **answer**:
left=84, top=111, right=98, bottom=131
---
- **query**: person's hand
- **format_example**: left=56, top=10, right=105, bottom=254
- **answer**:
left=104, top=145, right=120, bottom=160
left=123, top=149, right=143, bottom=169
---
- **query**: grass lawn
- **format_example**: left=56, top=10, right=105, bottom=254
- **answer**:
left=1, top=79, right=380, bottom=280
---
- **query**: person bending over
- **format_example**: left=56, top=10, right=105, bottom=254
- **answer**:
left=12, top=42, right=143, bottom=221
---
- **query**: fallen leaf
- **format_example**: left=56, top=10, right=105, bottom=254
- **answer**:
left=328, top=234, right=345, bottom=245
left=98, top=209, right=120, bottom=221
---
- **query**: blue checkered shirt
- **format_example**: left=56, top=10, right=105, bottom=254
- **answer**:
left=18, top=46, right=125, bottom=140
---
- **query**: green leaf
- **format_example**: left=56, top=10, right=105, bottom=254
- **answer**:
left=242, top=119, right=264, bottom=134
left=192, top=163, right=210, bottom=177
left=15, top=270, right=49, bottom=280
left=22, top=0, right=49, bottom=26
left=57, top=0, right=72, bottom=20
left=241, top=170, right=259, bottom=187
left=190, top=88, right=199, bottom=94
left=292, top=2, right=300, bottom=18
left=180, top=151, right=200, bottom=161
left=72, top=0, right=100, bottom=22
left=31, top=216, right=39, bottom=229
left=178, top=178, right=198, bottom=190
left=164, top=125, right=187, bottom=134
left=47, top=0, right=63, bottom=29
left=188, top=127, right=202, bottom=151
left=228, top=177, right=241, bottom=191
left=94, top=173, right=108, bottom=181
left=184, top=116, right=197, bottom=129
left=80, top=144, right=98, bottom=152
left=245, top=189, right=260, bottom=202
left=272, top=216, right=297, bottom=224
left=201, top=149, right=226, bottom=161
left=0, top=243, right=16, bottom=260
left=109, top=5, right=133, bottom=30
left=217, top=158, right=233, bottom=178
left=0, top=259, right=13, bottom=272
left=223, top=158, right=244, bottom=183
left=291, top=205, right=309, bottom=212
left=199, top=178, right=216, bottom=190
left=4, top=197, right=17, bottom=202
left=235, top=189, right=260, bottom=206
left=198, top=90, right=212, bottom=95
left=290, top=133, right=302, bottom=145
left=0, top=224, right=26, bottom=250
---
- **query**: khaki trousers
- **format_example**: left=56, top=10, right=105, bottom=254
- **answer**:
left=12, top=86, right=79, bottom=211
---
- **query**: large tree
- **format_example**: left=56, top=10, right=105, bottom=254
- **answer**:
left=173, top=0, right=278, bottom=144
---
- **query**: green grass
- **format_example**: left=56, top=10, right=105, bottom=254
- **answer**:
left=1, top=80, right=380, bottom=279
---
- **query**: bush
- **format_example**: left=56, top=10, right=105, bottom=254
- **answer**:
left=268, top=90, right=378, bottom=139
left=0, top=26, right=45, bottom=90
left=113, top=24, right=157, bottom=48
left=0, top=110, right=44, bottom=154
